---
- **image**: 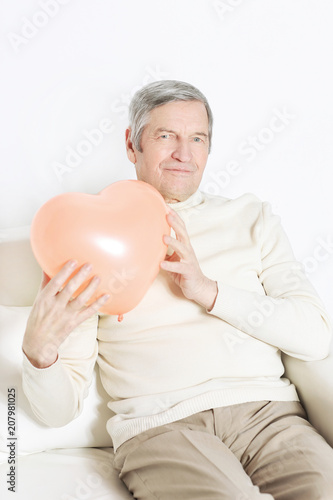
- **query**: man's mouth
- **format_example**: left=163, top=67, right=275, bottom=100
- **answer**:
left=163, top=166, right=194, bottom=174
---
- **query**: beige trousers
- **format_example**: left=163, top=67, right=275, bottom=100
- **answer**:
left=114, top=401, right=333, bottom=500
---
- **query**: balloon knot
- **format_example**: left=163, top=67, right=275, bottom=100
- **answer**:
left=118, top=314, right=124, bottom=322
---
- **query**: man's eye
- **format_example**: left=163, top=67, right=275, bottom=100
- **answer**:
left=161, top=134, right=170, bottom=139
left=193, top=137, right=202, bottom=143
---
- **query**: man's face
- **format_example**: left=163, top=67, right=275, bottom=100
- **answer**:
left=126, top=100, right=210, bottom=203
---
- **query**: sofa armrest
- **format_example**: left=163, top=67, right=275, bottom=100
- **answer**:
left=282, top=346, right=333, bottom=448
left=0, top=226, right=41, bottom=306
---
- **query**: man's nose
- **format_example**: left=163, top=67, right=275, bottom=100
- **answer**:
left=171, top=139, right=193, bottom=162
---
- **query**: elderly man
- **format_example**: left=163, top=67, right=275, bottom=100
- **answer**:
left=22, top=80, right=333, bottom=499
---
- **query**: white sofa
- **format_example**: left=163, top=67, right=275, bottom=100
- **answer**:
left=0, top=226, right=332, bottom=500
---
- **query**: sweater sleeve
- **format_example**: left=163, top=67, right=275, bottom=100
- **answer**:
left=22, top=313, right=99, bottom=427
left=208, top=201, right=332, bottom=361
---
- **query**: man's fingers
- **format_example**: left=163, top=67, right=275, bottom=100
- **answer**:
left=78, top=293, right=111, bottom=321
left=166, top=212, right=189, bottom=243
left=40, top=271, right=51, bottom=290
left=68, top=275, right=101, bottom=309
left=45, top=260, right=78, bottom=296
left=163, top=235, right=188, bottom=260
left=160, top=260, right=187, bottom=274
left=57, top=263, right=93, bottom=303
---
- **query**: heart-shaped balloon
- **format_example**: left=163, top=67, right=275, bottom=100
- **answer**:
left=30, top=180, right=170, bottom=318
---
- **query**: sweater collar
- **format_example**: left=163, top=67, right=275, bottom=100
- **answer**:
left=166, top=190, right=204, bottom=212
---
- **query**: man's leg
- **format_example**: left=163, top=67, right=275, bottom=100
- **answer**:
left=219, top=401, right=333, bottom=500
left=114, top=411, right=274, bottom=500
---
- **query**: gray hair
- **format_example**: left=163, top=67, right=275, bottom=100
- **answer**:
left=128, top=80, right=213, bottom=153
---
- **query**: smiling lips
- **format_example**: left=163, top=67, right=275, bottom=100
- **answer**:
left=163, top=166, right=195, bottom=174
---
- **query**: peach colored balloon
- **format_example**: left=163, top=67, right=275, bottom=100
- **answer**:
left=30, top=180, right=170, bottom=318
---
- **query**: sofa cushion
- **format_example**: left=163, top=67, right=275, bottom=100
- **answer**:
left=0, top=447, right=132, bottom=499
left=0, top=305, right=112, bottom=461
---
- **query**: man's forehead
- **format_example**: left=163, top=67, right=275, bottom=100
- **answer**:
left=147, top=100, right=209, bottom=131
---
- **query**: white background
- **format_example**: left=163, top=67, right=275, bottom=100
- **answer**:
left=1, top=0, right=332, bottom=315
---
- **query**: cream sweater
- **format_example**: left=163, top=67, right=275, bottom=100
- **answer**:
left=22, top=191, right=332, bottom=451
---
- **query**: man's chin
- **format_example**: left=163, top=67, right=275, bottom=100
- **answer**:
left=161, top=187, right=197, bottom=204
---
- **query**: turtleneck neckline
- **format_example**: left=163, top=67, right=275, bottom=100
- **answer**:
left=166, top=190, right=204, bottom=212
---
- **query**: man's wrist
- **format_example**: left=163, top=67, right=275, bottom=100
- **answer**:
left=197, top=279, right=218, bottom=311
left=22, top=345, right=58, bottom=369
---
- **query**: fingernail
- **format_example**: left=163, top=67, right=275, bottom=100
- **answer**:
left=69, top=260, right=78, bottom=268
left=83, top=263, right=92, bottom=272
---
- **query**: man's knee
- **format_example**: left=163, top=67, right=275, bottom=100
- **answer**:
left=313, top=470, right=333, bottom=500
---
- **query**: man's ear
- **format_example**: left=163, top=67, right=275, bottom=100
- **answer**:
left=125, top=128, right=137, bottom=164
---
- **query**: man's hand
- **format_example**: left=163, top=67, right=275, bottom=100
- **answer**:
left=160, top=208, right=218, bottom=311
left=22, top=260, right=110, bottom=369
